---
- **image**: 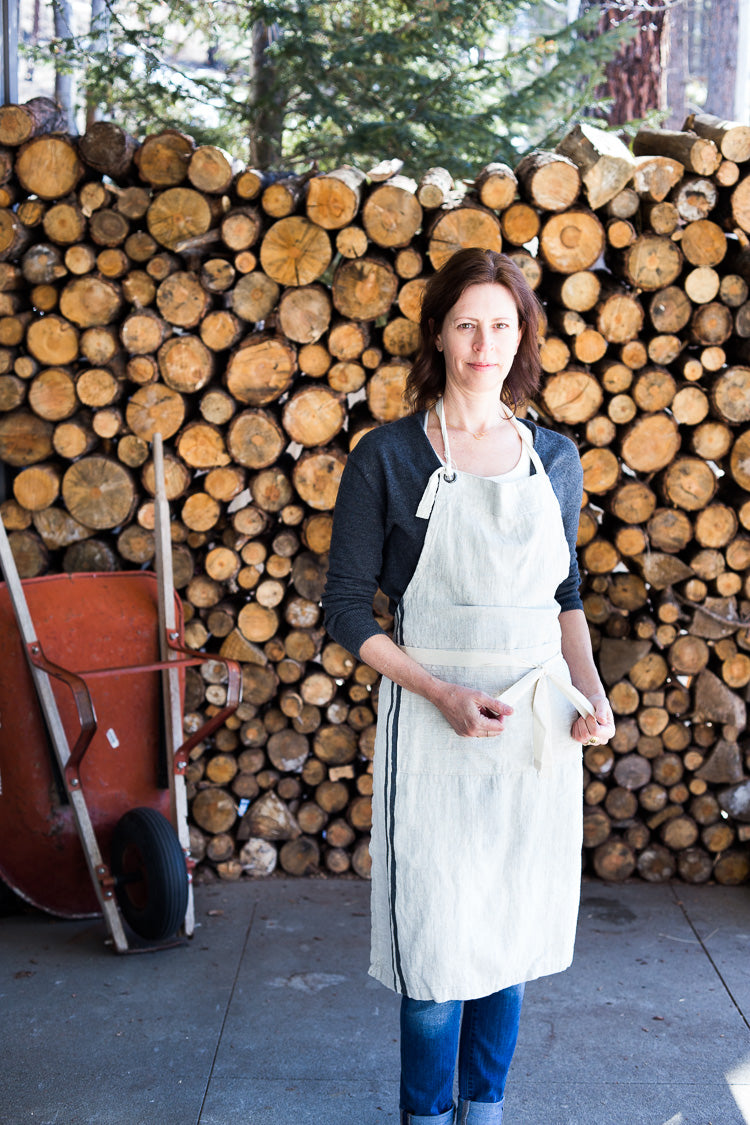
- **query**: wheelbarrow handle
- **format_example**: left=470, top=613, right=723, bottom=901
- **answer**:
left=26, top=640, right=97, bottom=791
left=171, top=655, right=243, bottom=772
left=62, top=640, right=243, bottom=775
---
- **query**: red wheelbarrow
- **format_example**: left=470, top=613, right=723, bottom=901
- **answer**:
left=0, top=436, right=241, bottom=952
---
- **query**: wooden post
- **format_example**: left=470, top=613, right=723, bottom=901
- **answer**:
left=152, top=432, right=195, bottom=938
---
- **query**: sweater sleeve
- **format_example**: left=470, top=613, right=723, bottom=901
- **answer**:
left=322, top=454, right=389, bottom=657
left=550, top=437, right=584, bottom=613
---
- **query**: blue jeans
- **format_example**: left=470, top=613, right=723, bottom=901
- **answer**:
left=399, top=984, right=525, bottom=1124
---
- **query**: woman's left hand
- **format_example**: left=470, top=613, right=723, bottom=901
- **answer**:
left=571, top=693, right=615, bottom=747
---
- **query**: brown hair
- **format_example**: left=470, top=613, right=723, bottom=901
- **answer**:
left=405, top=248, right=542, bottom=414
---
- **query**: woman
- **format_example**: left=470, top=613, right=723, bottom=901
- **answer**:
left=323, top=248, right=614, bottom=1124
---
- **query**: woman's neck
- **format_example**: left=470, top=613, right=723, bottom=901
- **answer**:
left=426, top=396, right=522, bottom=476
left=440, top=388, right=510, bottom=438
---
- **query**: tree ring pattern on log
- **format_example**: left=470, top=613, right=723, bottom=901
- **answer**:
left=540, top=210, right=604, bottom=273
left=427, top=207, right=502, bottom=271
left=147, top=188, right=212, bottom=250
left=62, top=456, right=135, bottom=529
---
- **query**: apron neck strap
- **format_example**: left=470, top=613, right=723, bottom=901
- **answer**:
left=435, top=397, right=544, bottom=477
left=435, top=398, right=455, bottom=480
left=507, top=414, right=546, bottom=475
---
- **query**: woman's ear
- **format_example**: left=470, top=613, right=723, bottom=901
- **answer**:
left=429, top=317, right=442, bottom=352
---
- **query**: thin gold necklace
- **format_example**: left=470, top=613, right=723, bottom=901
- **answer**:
left=442, top=412, right=504, bottom=441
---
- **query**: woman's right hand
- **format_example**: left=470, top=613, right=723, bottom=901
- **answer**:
left=359, top=634, right=512, bottom=738
left=429, top=680, right=513, bottom=738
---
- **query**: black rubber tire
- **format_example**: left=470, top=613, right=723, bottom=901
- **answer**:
left=110, top=807, right=188, bottom=941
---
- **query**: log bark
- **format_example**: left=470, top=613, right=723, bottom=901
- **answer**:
left=685, top=113, right=750, bottom=163
left=0, top=97, right=66, bottom=146
left=556, top=124, right=635, bottom=210
left=515, top=150, right=580, bottom=212
left=632, top=156, right=684, bottom=203
left=633, top=127, right=721, bottom=176
left=472, top=164, right=515, bottom=211
left=306, top=168, right=366, bottom=230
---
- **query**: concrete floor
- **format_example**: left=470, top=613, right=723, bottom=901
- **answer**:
left=1, top=877, right=749, bottom=1125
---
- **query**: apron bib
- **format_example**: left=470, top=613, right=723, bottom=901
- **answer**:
left=369, top=401, right=593, bottom=1002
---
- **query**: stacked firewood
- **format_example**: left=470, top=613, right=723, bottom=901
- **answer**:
left=0, top=98, right=749, bottom=884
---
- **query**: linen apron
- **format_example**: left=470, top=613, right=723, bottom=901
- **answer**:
left=369, top=401, right=594, bottom=1002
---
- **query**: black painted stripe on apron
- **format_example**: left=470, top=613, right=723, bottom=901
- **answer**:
left=384, top=601, right=407, bottom=993
left=382, top=676, right=398, bottom=988
left=387, top=680, right=407, bottom=995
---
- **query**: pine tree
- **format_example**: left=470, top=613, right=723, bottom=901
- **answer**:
left=37, top=0, right=630, bottom=173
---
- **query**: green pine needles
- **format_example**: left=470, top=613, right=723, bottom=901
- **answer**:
left=35, top=0, right=632, bottom=173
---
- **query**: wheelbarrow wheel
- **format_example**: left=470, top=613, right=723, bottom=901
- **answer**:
left=111, top=807, right=188, bottom=941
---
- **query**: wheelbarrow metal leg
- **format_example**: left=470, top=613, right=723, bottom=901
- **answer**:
left=152, top=432, right=195, bottom=938
left=0, top=521, right=129, bottom=953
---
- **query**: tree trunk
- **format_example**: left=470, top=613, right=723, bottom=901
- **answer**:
left=704, top=0, right=739, bottom=119
left=663, top=0, right=690, bottom=128
left=86, top=0, right=110, bottom=127
left=53, top=0, right=76, bottom=133
left=579, top=2, right=666, bottom=125
left=249, top=21, right=285, bottom=168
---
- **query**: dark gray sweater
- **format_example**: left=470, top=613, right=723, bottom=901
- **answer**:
left=322, top=412, right=584, bottom=657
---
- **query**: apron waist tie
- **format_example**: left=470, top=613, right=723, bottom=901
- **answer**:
left=400, top=646, right=595, bottom=772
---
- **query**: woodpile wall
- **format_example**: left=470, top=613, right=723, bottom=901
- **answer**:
left=0, top=99, right=749, bottom=885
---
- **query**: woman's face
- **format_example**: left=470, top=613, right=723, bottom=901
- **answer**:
left=435, top=282, right=523, bottom=397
